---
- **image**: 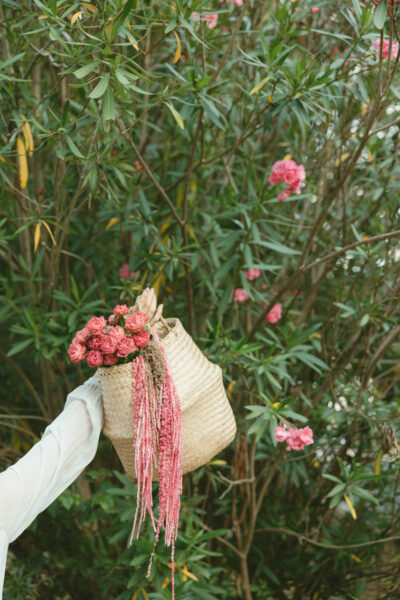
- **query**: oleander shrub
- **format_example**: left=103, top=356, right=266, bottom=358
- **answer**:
left=1, top=0, right=400, bottom=598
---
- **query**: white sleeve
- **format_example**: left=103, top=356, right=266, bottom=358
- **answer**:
left=0, top=376, right=103, bottom=598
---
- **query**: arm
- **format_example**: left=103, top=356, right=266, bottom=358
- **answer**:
left=0, top=376, right=103, bottom=597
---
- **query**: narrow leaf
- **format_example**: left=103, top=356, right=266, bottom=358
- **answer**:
left=105, top=217, right=119, bottom=231
left=66, top=135, right=84, bottom=158
left=374, top=1, right=387, bottom=29
left=250, top=76, right=269, bottom=95
left=20, top=115, right=34, bottom=157
left=34, top=223, right=41, bottom=252
left=73, top=61, right=98, bottom=79
left=81, top=2, right=98, bottom=12
left=173, top=31, right=181, bottom=63
left=89, top=73, right=110, bottom=99
left=42, top=220, right=57, bottom=246
left=16, top=136, right=28, bottom=189
left=102, top=85, right=115, bottom=120
left=166, top=102, right=184, bottom=130
left=71, top=11, right=84, bottom=25
left=344, top=494, right=357, bottom=519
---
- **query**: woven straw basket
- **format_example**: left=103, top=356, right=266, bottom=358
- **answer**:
left=98, top=318, right=237, bottom=477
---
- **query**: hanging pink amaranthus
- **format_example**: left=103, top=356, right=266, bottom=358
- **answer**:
left=129, top=332, right=183, bottom=599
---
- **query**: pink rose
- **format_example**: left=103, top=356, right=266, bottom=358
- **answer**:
left=87, top=350, right=103, bottom=368
left=232, top=288, right=249, bottom=303
left=74, top=327, right=91, bottom=344
left=245, top=268, right=260, bottom=281
left=117, top=336, right=137, bottom=357
left=103, top=354, right=118, bottom=366
left=133, top=330, right=150, bottom=348
left=101, top=334, right=118, bottom=354
left=87, top=316, right=106, bottom=334
left=87, top=335, right=103, bottom=350
left=125, top=311, right=149, bottom=332
left=275, top=425, right=290, bottom=442
left=110, top=326, right=125, bottom=340
left=113, top=304, right=129, bottom=316
left=68, top=342, right=86, bottom=363
left=266, top=303, right=282, bottom=324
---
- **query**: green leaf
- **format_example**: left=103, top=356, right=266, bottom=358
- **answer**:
left=257, top=240, right=300, bottom=255
left=89, top=73, right=110, bottom=99
left=73, top=61, right=98, bottom=79
left=7, top=338, right=32, bottom=356
left=326, top=483, right=346, bottom=498
left=374, top=1, right=387, bottom=29
left=165, top=102, right=184, bottom=130
left=322, top=473, right=343, bottom=484
left=65, top=135, right=85, bottom=158
left=102, top=85, right=115, bottom=120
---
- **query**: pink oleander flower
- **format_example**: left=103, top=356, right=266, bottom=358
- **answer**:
left=275, top=425, right=290, bottom=442
left=113, top=304, right=129, bottom=316
left=87, top=350, right=103, bottom=368
left=219, top=0, right=243, bottom=5
left=103, top=353, right=118, bottom=366
left=277, top=189, right=292, bottom=202
left=68, top=342, right=86, bottom=363
left=286, top=426, right=314, bottom=451
left=310, top=6, right=320, bottom=12
left=108, top=314, right=117, bottom=325
left=109, top=325, right=126, bottom=340
left=74, top=327, right=91, bottom=344
left=245, top=268, right=261, bottom=281
left=192, top=11, right=218, bottom=29
left=119, top=263, right=138, bottom=281
left=133, top=330, right=150, bottom=348
left=275, top=425, right=314, bottom=451
left=100, top=334, right=118, bottom=354
left=268, top=159, right=306, bottom=201
left=373, top=38, right=399, bottom=60
left=87, top=335, right=103, bottom=350
left=266, top=303, right=282, bottom=323
left=87, top=316, right=106, bottom=334
left=117, top=336, right=137, bottom=357
left=125, top=311, right=149, bottom=332
left=232, top=288, right=249, bottom=303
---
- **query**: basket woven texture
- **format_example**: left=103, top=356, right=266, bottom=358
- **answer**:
left=98, top=318, right=237, bottom=477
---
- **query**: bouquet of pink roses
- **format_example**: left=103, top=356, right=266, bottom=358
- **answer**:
left=67, top=304, right=150, bottom=368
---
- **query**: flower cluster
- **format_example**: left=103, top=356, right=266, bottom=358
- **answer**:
left=119, top=263, right=138, bottom=281
left=268, top=159, right=306, bottom=202
left=68, top=304, right=150, bottom=368
left=192, top=11, right=218, bottom=29
left=275, top=425, right=313, bottom=451
left=373, top=38, right=399, bottom=60
left=231, top=267, right=283, bottom=323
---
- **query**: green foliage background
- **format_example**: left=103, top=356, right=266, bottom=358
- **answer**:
left=1, top=0, right=400, bottom=598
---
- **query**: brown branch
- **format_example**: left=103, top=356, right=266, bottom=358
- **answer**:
left=254, top=527, right=400, bottom=550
